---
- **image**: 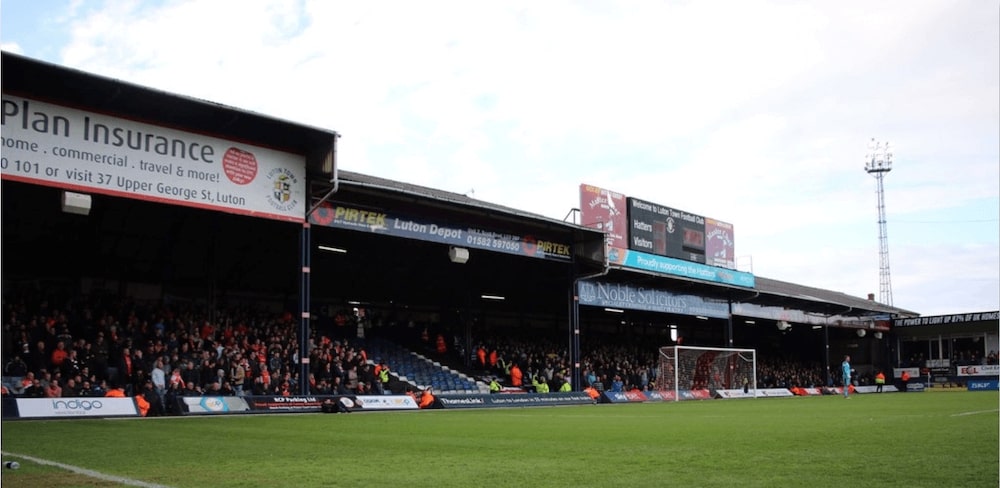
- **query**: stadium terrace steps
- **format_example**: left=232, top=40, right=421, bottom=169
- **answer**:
left=364, top=338, right=488, bottom=394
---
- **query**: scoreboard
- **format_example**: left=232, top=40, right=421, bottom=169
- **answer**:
left=627, top=197, right=707, bottom=264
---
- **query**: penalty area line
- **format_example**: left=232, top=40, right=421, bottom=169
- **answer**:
left=0, top=450, right=172, bottom=488
left=950, top=409, right=999, bottom=417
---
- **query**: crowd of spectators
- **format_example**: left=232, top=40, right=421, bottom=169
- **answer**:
left=1, top=288, right=379, bottom=415
left=901, top=349, right=999, bottom=369
left=448, top=330, right=826, bottom=393
left=5, top=286, right=932, bottom=415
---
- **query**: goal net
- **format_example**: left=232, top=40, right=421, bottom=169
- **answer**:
left=658, top=345, right=757, bottom=400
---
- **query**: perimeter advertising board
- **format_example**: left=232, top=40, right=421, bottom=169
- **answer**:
left=15, top=397, right=139, bottom=418
left=1, top=95, right=306, bottom=222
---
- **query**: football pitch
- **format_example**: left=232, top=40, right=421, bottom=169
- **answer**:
left=1, top=391, right=997, bottom=488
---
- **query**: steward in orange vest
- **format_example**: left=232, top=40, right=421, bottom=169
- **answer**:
left=418, top=388, right=436, bottom=409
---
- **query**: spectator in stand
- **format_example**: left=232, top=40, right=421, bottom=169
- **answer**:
left=435, top=334, right=447, bottom=355
left=63, top=377, right=82, bottom=397
left=181, top=380, right=201, bottom=397
left=333, top=376, right=350, bottom=395
left=22, top=376, right=43, bottom=397
left=254, top=363, right=272, bottom=395
left=140, top=379, right=164, bottom=417
left=44, top=378, right=63, bottom=398
left=212, top=369, right=227, bottom=388
left=181, top=360, right=200, bottom=391
left=314, top=378, right=331, bottom=395
left=92, top=333, right=110, bottom=380
left=168, top=366, right=184, bottom=390
left=78, top=380, right=94, bottom=397
left=509, top=362, right=523, bottom=388
left=38, top=370, right=53, bottom=390
left=63, top=349, right=83, bottom=379
left=151, top=358, right=167, bottom=405
left=476, top=344, right=487, bottom=371
left=164, top=382, right=182, bottom=415
left=5, top=355, right=28, bottom=383
left=116, top=347, right=133, bottom=392
left=609, top=375, right=624, bottom=393
left=345, top=364, right=359, bottom=392
left=29, top=341, right=48, bottom=377
left=231, top=355, right=246, bottom=396
left=359, top=362, right=378, bottom=394
left=204, top=381, right=225, bottom=397
left=18, top=371, right=35, bottom=394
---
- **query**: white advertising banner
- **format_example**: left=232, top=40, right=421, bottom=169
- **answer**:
left=183, top=396, right=251, bottom=413
left=16, top=397, right=139, bottom=418
left=956, top=364, right=1000, bottom=376
left=1, top=94, right=306, bottom=222
left=354, top=395, right=419, bottom=410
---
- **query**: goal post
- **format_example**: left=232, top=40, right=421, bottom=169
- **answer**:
left=657, top=345, right=757, bottom=400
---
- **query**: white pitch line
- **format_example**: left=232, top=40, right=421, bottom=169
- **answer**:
left=1, top=450, right=172, bottom=488
left=950, top=409, right=1000, bottom=417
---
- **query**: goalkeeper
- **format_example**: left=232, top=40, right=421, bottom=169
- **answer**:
left=841, top=355, right=852, bottom=398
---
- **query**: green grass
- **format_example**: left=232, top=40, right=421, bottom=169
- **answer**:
left=2, top=391, right=997, bottom=488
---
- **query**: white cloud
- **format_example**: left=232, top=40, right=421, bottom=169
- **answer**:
left=1, top=42, right=23, bottom=54
left=3, top=0, right=996, bottom=314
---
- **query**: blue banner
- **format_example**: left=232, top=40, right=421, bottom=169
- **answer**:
left=967, top=379, right=999, bottom=391
left=609, top=247, right=754, bottom=287
left=578, top=280, right=730, bottom=318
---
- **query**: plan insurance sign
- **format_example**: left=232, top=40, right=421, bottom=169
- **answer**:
left=1, top=94, right=306, bottom=222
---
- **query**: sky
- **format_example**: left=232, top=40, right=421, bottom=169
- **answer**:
left=1, top=0, right=998, bottom=317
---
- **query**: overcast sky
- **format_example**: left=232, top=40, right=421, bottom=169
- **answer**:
left=2, top=0, right=998, bottom=317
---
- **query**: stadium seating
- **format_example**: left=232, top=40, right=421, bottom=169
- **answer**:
left=363, top=337, right=486, bottom=394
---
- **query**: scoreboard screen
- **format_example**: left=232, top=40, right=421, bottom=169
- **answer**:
left=627, top=197, right=706, bottom=264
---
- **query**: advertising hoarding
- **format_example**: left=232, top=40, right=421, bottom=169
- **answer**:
left=579, top=183, right=628, bottom=251
left=15, top=397, right=139, bottom=418
left=310, top=201, right=572, bottom=261
left=705, top=218, right=736, bottom=269
left=1, top=94, right=306, bottom=222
